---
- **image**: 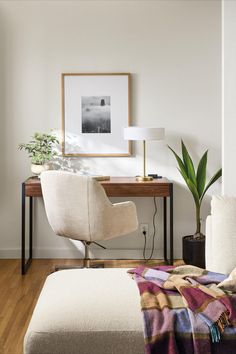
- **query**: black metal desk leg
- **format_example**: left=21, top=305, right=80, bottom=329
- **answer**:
left=163, top=197, right=167, bottom=262
left=29, top=197, right=33, bottom=259
left=21, top=185, right=33, bottom=275
left=21, top=183, right=26, bottom=275
left=169, top=184, right=174, bottom=265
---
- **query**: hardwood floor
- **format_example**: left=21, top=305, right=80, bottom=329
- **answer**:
left=0, top=259, right=183, bottom=354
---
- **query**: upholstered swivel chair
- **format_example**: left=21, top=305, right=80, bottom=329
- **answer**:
left=41, top=171, right=138, bottom=267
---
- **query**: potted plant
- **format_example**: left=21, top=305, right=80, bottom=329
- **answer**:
left=19, top=132, right=59, bottom=175
left=168, top=140, right=222, bottom=268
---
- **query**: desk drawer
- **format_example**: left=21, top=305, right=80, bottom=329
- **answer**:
left=102, top=183, right=171, bottom=197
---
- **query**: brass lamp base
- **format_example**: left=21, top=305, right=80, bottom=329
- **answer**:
left=136, top=176, right=153, bottom=182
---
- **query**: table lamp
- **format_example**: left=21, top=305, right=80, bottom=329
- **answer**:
left=124, top=126, right=165, bottom=181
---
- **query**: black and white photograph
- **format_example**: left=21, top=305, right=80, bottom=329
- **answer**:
left=81, top=96, right=111, bottom=134
left=62, top=73, right=131, bottom=156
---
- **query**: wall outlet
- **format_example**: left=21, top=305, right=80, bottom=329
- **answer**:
left=140, top=223, right=149, bottom=237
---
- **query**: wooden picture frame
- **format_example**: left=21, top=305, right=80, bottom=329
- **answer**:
left=61, top=73, right=131, bottom=157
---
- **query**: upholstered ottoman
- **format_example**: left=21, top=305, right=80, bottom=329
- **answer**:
left=24, top=268, right=144, bottom=354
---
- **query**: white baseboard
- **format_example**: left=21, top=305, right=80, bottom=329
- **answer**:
left=0, top=247, right=163, bottom=259
left=0, top=249, right=20, bottom=259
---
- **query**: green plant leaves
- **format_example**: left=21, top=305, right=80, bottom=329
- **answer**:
left=177, top=167, right=200, bottom=207
left=200, top=168, right=222, bottom=202
left=186, top=178, right=200, bottom=207
left=168, top=142, right=221, bottom=206
left=18, top=133, right=59, bottom=165
left=168, top=146, right=186, bottom=174
left=168, top=140, right=222, bottom=235
left=168, top=143, right=199, bottom=206
left=181, top=140, right=197, bottom=186
left=196, top=150, right=208, bottom=198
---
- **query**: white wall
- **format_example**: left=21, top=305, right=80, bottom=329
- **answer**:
left=0, top=0, right=221, bottom=259
left=223, top=0, right=236, bottom=195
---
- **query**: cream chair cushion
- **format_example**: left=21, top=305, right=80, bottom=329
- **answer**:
left=206, top=195, right=236, bottom=274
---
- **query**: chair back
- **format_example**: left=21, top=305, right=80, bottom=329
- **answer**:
left=41, top=171, right=112, bottom=242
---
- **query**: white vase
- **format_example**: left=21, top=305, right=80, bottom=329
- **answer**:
left=31, top=163, right=50, bottom=176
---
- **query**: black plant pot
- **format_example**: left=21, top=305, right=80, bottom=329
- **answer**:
left=182, top=235, right=205, bottom=268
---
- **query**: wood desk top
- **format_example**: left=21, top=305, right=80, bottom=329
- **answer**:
left=24, top=176, right=172, bottom=198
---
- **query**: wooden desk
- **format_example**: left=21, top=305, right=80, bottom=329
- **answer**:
left=22, top=177, right=173, bottom=274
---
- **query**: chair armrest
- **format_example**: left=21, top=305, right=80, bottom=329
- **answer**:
left=103, top=201, right=138, bottom=240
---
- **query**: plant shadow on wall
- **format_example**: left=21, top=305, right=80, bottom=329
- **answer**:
left=169, top=140, right=222, bottom=268
left=51, top=130, right=91, bottom=174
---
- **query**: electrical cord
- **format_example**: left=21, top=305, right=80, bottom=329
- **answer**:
left=142, top=196, right=157, bottom=261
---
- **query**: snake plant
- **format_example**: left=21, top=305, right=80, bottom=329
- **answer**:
left=168, top=141, right=222, bottom=239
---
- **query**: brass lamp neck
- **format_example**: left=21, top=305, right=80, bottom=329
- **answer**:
left=136, top=140, right=153, bottom=182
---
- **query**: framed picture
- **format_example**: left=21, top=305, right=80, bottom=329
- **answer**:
left=61, top=73, right=131, bottom=156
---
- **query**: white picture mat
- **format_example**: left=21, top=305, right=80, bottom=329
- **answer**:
left=63, top=74, right=130, bottom=155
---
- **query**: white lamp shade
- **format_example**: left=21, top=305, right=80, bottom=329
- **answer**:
left=124, top=127, right=165, bottom=141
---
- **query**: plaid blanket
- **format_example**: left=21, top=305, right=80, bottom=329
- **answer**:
left=128, top=265, right=236, bottom=354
